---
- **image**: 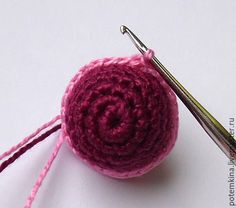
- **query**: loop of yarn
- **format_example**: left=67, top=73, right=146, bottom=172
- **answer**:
left=61, top=50, right=179, bottom=178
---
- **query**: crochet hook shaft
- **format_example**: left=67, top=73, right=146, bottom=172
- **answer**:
left=120, top=25, right=236, bottom=164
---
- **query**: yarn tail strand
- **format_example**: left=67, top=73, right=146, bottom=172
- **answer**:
left=0, top=124, right=61, bottom=173
left=0, top=115, right=61, bottom=161
left=24, top=134, right=65, bottom=208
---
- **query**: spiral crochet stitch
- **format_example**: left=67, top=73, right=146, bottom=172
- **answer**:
left=0, top=50, right=179, bottom=207
left=61, top=50, right=179, bottom=178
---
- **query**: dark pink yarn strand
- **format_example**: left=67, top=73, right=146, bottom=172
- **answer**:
left=0, top=124, right=61, bottom=173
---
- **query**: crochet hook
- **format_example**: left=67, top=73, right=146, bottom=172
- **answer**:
left=120, top=25, right=236, bottom=164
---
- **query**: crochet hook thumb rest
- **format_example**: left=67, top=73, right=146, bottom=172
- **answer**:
left=120, top=25, right=236, bottom=164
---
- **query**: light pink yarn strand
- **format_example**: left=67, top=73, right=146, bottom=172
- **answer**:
left=0, top=115, right=61, bottom=161
left=24, top=134, right=65, bottom=208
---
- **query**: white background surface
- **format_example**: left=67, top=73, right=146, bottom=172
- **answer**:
left=0, top=1, right=236, bottom=207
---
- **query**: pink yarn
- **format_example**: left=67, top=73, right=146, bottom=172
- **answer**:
left=0, top=116, right=61, bottom=207
left=24, top=134, right=64, bottom=208
left=61, top=49, right=179, bottom=178
left=0, top=115, right=61, bottom=161
left=1, top=50, right=179, bottom=207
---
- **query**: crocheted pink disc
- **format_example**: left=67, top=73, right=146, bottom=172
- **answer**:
left=61, top=51, right=179, bottom=178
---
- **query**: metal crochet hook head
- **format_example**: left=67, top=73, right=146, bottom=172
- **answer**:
left=120, top=25, right=148, bottom=54
left=120, top=25, right=236, bottom=164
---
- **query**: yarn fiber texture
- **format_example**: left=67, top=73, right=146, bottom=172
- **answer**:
left=61, top=50, right=179, bottom=178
